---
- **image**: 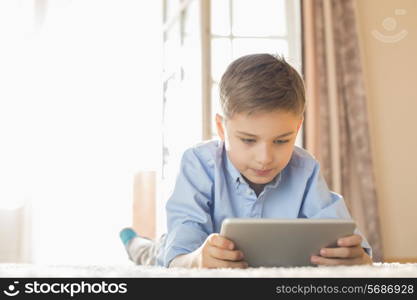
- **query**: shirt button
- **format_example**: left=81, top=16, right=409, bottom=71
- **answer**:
left=247, top=190, right=253, bottom=196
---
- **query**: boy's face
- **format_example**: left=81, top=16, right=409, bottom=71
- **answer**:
left=216, top=110, right=303, bottom=186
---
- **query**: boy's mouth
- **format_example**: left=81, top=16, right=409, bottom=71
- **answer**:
left=251, top=168, right=273, bottom=177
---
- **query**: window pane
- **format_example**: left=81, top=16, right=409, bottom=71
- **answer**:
left=211, top=38, right=232, bottom=82
left=183, top=0, right=199, bottom=38
left=232, top=38, right=288, bottom=59
left=163, top=20, right=181, bottom=77
left=183, top=0, right=201, bottom=84
left=211, top=83, right=220, bottom=137
left=163, top=78, right=201, bottom=166
left=232, top=0, right=286, bottom=36
left=211, top=0, right=230, bottom=36
left=164, top=0, right=181, bottom=23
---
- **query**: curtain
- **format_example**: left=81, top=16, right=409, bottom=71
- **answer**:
left=302, top=0, right=383, bottom=262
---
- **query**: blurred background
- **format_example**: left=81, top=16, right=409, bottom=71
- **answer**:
left=0, top=0, right=415, bottom=265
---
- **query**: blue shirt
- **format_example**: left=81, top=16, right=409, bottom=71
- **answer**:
left=156, top=140, right=372, bottom=266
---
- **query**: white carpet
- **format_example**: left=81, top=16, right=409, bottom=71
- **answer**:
left=1, top=263, right=416, bottom=277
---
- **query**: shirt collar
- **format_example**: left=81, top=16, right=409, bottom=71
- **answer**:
left=266, top=172, right=282, bottom=189
left=222, top=141, right=283, bottom=190
left=222, top=143, right=244, bottom=188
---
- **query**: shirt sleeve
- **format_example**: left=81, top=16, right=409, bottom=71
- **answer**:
left=156, top=148, right=214, bottom=267
left=299, top=161, right=373, bottom=258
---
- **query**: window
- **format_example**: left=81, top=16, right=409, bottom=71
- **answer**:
left=160, top=0, right=205, bottom=235
left=209, top=0, right=303, bottom=145
left=160, top=0, right=303, bottom=234
left=162, top=0, right=203, bottom=183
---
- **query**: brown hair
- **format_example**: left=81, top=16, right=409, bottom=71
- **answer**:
left=219, top=53, right=305, bottom=118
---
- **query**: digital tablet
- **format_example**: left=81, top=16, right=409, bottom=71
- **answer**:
left=220, top=218, right=356, bottom=267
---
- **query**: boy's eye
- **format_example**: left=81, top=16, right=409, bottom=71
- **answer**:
left=239, top=138, right=290, bottom=145
left=240, top=138, right=256, bottom=144
left=274, top=139, right=290, bottom=144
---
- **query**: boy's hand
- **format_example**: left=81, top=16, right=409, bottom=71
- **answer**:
left=310, top=234, right=373, bottom=266
left=192, top=233, right=248, bottom=269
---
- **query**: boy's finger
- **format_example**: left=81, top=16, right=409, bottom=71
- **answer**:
left=337, top=234, right=362, bottom=247
left=208, top=234, right=234, bottom=249
left=210, top=257, right=249, bottom=269
left=310, top=255, right=361, bottom=266
left=209, top=245, right=244, bottom=261
left=224, top=260, right=249, bottom=269
left=319, top=246, right=364, bottom=259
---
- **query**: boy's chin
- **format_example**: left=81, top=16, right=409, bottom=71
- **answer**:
left=252, top=178, right=274, bottom=184
left=246, top=174, right=276, bottom=185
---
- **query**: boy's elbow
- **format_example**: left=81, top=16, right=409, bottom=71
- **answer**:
left=168, top=252, right=197, bottom=268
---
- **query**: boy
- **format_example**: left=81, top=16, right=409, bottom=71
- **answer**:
left=121, top=53, right=373, bottom=268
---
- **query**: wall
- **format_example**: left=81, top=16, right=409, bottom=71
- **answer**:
left=355, top=0, right=417, bottom=261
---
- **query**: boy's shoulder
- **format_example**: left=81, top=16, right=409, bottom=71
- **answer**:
left=182, top=139, right=222, bottom=167
left=288, top=146, right=319, bottom=172
left=192, top=139, right=222, bottom=152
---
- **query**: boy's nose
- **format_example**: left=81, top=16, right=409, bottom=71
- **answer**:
left=254, top=145, right=274, bottom=167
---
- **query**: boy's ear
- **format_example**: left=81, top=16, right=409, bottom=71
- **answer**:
left=297, top=117, right=304, bottom=131
left=215, top=113, right=225, bottom=141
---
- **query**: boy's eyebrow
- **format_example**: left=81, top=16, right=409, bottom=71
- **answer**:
left=236, top=131, right=294, bottom=138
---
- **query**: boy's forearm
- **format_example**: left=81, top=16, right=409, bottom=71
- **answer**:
left=168, top=251, right=197, bottom=268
